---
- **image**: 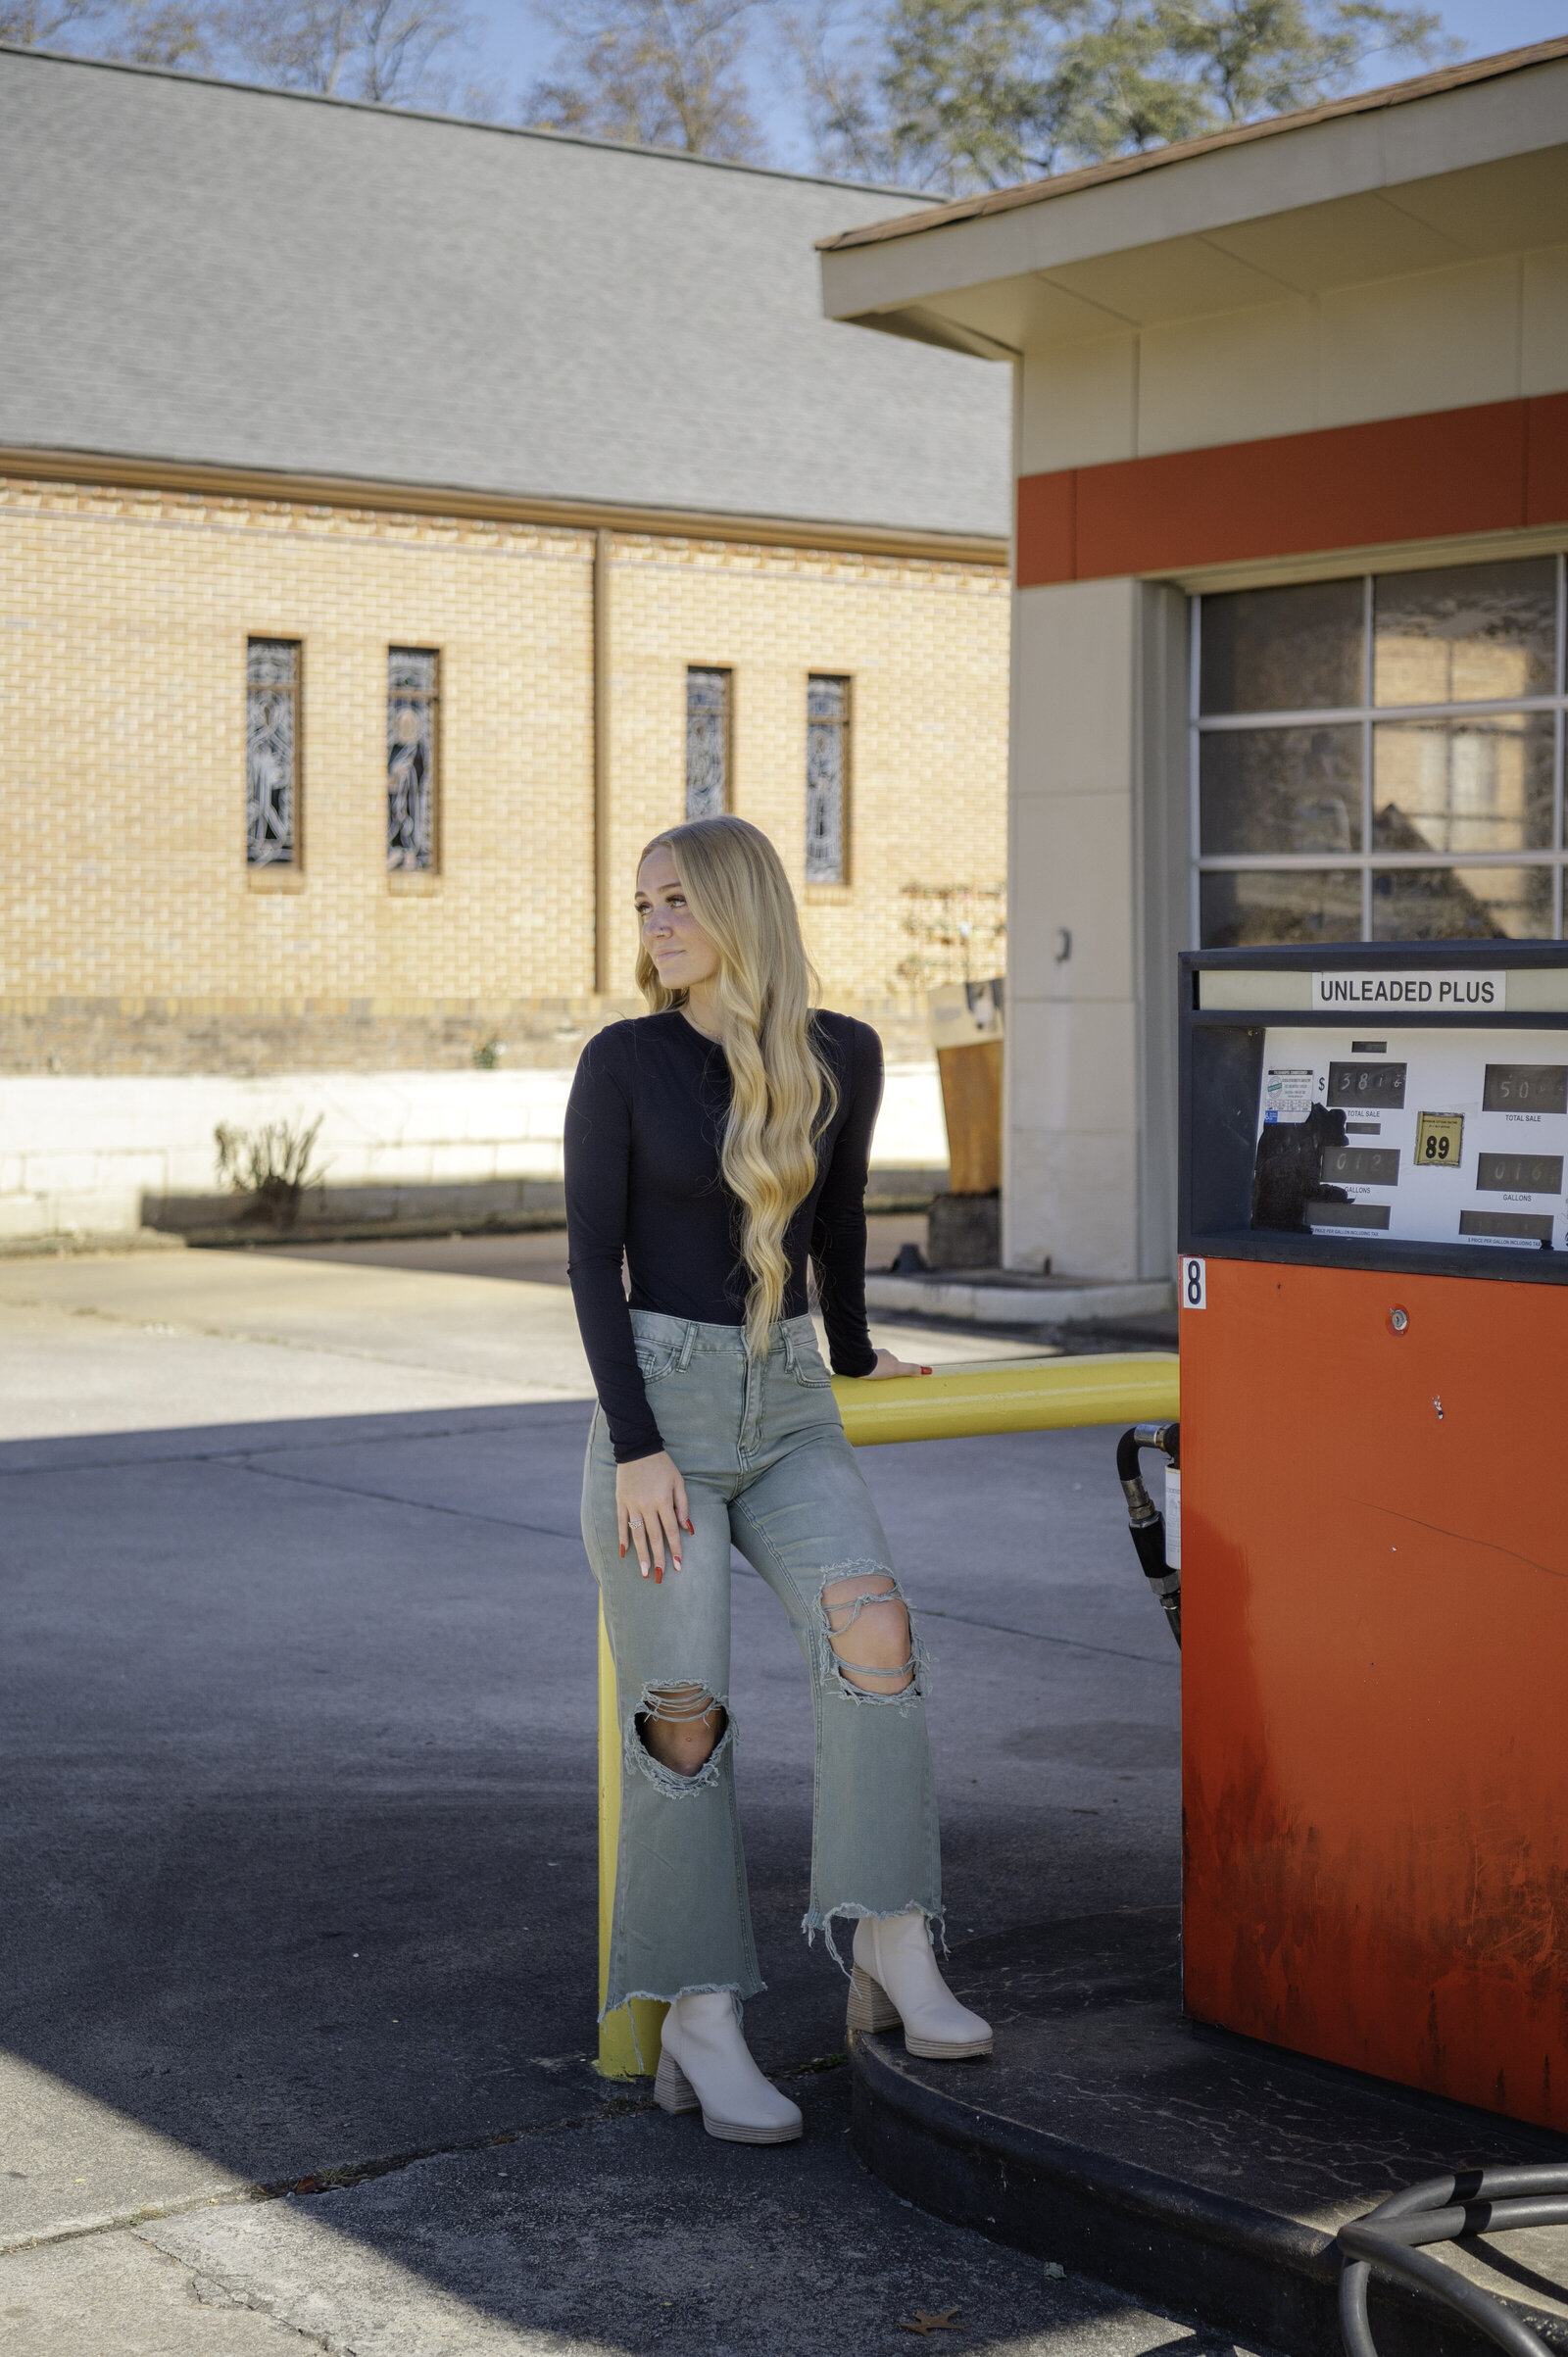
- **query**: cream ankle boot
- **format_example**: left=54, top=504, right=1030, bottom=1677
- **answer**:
left=847, top=1912, right=993, bottom=2059
left=654, top=1991, right=804, bottom=2144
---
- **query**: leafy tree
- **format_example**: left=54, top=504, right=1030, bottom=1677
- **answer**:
left=1157, top=0, right=1449, bottom=123
left=812, top=0, right=1454, bottom=194
left=521, top=0, right=768, bottom=158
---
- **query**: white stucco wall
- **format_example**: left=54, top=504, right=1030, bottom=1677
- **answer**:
left=0, top=1063, right=948, bottom=1238
left=1015, top=242, right=1568, bottom=474
left=1004, top=578, right=1143, bottom=1281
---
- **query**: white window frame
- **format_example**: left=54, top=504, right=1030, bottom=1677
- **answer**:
left=1190, top=552, right=1568, bottom=946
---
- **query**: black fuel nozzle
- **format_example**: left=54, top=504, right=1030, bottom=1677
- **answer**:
left=1114, top=1421, right=1181, bottom=1647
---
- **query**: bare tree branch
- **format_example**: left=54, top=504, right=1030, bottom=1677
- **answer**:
left=102, top=0, right=215, bottom=64
left=0, top=0, right=106, bottom=46
left=779, top=0, right=900, bottom=180
left=210, top=0, right=490, bottom=103
left=520, top=0, right=770, bottom=159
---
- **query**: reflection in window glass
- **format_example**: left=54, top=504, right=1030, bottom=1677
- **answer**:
left=1373, top=713, right=1553, bottom=856
left=1373, top=559, right=1556, bottom=707
left=686, top=667, right=730, bottom=819
left=1200, top=578, right=1362, bottom=714
left=1199, top=868, right=1362, bottom=950
left=246, top=638, right=299, bottom=867
left=1196, top=553, right=1565, bottom=950
left=1371, top=866, right=1554, bottom=942
left=806, top=674, right=849, bottom=883
left=1200, top=724, right=1361, bottom=856
left=387, top=647, right=438, bottom=871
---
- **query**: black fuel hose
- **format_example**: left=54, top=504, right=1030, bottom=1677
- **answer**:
left=1115, top=1421, right=1181, bottom=1647
left=1338, top=2166, right=1568, bottom=2355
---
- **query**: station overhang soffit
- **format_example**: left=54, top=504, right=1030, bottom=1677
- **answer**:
left=817, top=41, right=1568, bottom=360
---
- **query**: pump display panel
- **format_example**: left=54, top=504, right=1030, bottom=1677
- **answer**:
left=1251, top=1027, right=1568, bottom=1252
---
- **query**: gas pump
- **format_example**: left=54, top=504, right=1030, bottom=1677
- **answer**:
left=1175, top=943, right=1568, bottom=2135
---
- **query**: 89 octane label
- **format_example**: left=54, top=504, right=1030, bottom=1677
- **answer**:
left=1415, top=1110, right=1464, bottom=1168
left=1180, top=1256, right=1206, bottom=1309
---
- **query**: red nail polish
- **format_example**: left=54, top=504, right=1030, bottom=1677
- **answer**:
left=685, top=1518, right=695, bottom=1535
left=655, top=1566, right=663, bottom=1584
left=619, top=1544, right=626, bottom=1557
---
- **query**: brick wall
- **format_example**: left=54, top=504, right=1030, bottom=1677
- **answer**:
left=1, top=472, right=1005, bottom=1234
left=2, top=473, right=1008, bottom=1072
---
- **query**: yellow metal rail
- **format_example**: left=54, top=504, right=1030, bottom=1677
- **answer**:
left=596, top=1350, right=1179, bottom=2077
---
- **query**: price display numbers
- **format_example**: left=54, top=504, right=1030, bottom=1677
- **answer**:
left=1322, top=1146, right=1401, bottom=1186
left=1482, top=1064, right=1568, bottom=1115
left=1328, top=1061, right=1407, bottom=1109
left=1476, top=1152, right=1565, bottom=1195
left=1415, top=1111, right=1464, bottom=1169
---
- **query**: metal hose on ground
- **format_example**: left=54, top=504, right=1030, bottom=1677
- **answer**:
left=1338, top=2166, right=1568, bottom=2356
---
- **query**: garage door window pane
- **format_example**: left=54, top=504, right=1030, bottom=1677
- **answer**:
left=1200, top=724, right=1361, bottom=856
left=1200, top=578, right=1362, bottom=714
left=1373, top=559, right=1557, bottom=707
left=1371, top=865, right=1554, bottom=942
left=1373, top=713, right=1554, bottom=855
left=1200, top=868, right=1362, bottom=949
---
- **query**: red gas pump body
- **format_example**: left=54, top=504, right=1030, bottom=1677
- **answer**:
left=1181, top=1257, right=1568, bottom=2132
left=1178, top=946, right=1568, bottom=2133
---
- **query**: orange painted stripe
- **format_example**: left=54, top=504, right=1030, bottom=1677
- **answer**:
left=1527, top=390, right=1568, bottom=528
left=1015, top=395, right=1568, bottom=586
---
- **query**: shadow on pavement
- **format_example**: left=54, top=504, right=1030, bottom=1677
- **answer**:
left=1, top=1402, right=1193, bottom=2351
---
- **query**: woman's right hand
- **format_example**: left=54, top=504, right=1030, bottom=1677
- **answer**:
left=615, top=1450, right=692, bottom=1583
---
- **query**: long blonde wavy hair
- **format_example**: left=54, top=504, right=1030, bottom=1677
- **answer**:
left=636, top=816, right=837, bottom=1354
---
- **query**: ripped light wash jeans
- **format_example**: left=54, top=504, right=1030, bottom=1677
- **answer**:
left=581, top=1309, right=941, bottom=2022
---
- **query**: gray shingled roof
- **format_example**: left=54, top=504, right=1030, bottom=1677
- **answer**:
left=0, top=48, right=1009, bottom=537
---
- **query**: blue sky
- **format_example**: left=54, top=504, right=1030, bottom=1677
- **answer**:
left=466, top=0, right=1568, bottom=177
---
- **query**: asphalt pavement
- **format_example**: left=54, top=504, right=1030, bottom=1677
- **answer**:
left=0, top=1245, right=1252, bottom=2355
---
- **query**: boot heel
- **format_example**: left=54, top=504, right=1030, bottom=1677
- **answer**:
left=654, top=2046, right=700, bottom=2114
left=847, top=1965, right=901, bottom=2036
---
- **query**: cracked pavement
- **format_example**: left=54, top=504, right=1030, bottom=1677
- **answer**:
left=0, top=1242, right=1262, bottom=2354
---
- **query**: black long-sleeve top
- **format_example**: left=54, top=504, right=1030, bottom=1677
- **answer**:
left=564, top=1007, right=882, bottom=1462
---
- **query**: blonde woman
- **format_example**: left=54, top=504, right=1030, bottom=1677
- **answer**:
left=566, top=814, right=990, bottom=2146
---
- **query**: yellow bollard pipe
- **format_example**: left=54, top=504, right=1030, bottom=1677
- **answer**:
left=597, top=1600, right=668, bottom=2078
left=596, top=1349, right=1179, bottom=2075
left=830, top=1351, right=1178, bottom=1447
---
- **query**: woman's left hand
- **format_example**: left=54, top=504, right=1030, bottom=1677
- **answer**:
left=860, top=1347, right=932, bottom=1380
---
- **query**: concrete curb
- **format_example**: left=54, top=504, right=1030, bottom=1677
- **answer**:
left=863, top=1275, right=1176, bottom=1325
left=849, top=2032, right=1560, bottom=2357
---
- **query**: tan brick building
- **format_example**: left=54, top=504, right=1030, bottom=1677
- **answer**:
left=0, top=50, right=1009, bottom=1237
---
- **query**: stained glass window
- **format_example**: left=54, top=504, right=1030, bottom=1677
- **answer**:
left=1195, top=556, right=1567, bottom=945
left=806, top=675, right=850, bottom=884
left=686, top=668, right=730, bottom=819
left=246, top=639, right=299, bottom=866
left=388, top=648, right=438, bottom=871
